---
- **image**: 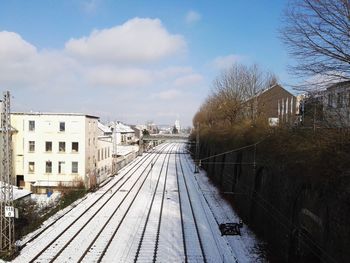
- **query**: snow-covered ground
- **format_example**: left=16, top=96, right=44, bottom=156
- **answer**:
left=11, top=142, right=266, bottom=263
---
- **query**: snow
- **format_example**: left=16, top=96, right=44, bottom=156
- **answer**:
left=12, top=187, right=31, bottom=201
left=0, top=182, right=31, bottom=201
left=30, top=192, right=61, bottom=208
left=11, top=142, right=266, bottom=263
left=117, top=145, right=139, bottom=156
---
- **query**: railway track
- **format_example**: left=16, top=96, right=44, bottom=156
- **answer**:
left=82, top=144, right=176, bottom=263
left=175, top=146, right=208, bottom=263
left=15, top=144, right=169, bottom=263
left=133, top=144, right=176, bottom=262
left=19, top=145, right=166, bottom=250
left=14, top=143, right=244, bottom=263
left=181, top=146, right=240, bottom=263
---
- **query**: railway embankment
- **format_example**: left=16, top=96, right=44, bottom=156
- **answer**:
left=192, top=129, right=350, bottom=263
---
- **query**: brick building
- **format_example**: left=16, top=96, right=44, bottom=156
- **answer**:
left=247, top=84, right=299, bottom=126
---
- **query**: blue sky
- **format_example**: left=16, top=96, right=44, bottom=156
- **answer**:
left=0, top=0, right=291, bottom=127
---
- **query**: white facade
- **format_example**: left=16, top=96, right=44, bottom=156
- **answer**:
left=96, top=122, right=113, bottom=185
left=109, top=121, right=135, bottom=145
left=11, top=113, right=99, bottom=191
left=175, top=119, right=181, bottom=132
left=323, top=81, right=350, bottom=127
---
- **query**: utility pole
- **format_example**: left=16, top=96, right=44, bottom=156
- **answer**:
left=113, top=121, right=118, bottom=175
left=0, top=91, right=15, bottom=254
left=194, top=122, right=200, bottom=173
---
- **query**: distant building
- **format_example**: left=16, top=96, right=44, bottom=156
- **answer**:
left=96, top=122, right=113, bottom=185
left=146, top=121, right=159, bottom=134
left=109, top=121, right=135, bottom=145
left=131, top=124, right=147, bottom=140
left=322, top=81, right=350, bottom=127
left=11, top=112, right=99, bottom=192
left=246, top=84, right=299, bottom=126
left=175, top=120, right=181, bottom=132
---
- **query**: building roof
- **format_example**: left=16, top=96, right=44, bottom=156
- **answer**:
left=326, top=80, right=350, bottom=91
left=0, top=182, right=32, bottom=201
left=12, top=112, right=99, bottom=119
left=109, top=121, right=135, bottom=133
left=258, top=84, right=295, bottom=98
left=98, top=122, right=112, bottom=134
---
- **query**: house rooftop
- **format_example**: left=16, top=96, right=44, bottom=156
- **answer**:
left=258, top=84, right=294, bottom=97
left=98, top=122, right=112, bottom=134
left=12, top=112, right=99, bottom=119
left=327, top=80, right=350, bottom=91
left=109, top=121, right=134, bottom=133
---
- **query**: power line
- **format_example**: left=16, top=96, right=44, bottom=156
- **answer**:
left=199, top=136, right=267, bottom=162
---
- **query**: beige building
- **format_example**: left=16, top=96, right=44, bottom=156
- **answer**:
left=11, top=112, right=99, bottom=192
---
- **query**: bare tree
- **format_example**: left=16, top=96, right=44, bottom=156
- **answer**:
left=212, top=63, right=277, bottom=124
left=281, top=0, right=350, bottom=89
left=193, top=63, right=278, bottom=129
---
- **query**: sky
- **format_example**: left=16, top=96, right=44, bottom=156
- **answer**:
left=0, top=0, right=291, bottom=127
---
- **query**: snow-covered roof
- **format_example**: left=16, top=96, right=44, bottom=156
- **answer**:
left=0, top=182, right=32, bottom=200
left=13, top=187, right=32, bottom=201
left=109, top=121, right=135, bottom=133
left=98, top=122, right=112, bottom=134
left=33, top=181, right=59, bottom=187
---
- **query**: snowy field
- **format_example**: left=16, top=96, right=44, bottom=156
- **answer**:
left=11, top=142, right=266, bottom=263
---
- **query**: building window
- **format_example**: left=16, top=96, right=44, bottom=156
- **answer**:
left=59, top=122, right=65, bottom=132
left=29, top=141, right=35, bottom=152
left=72, top=142, right=79, bottom=152
left=58, top=161, right=65, bottom=174
left=29, top=120, right=35, bottom=131
left=46, top=141, right=52, bottom=152
left=337, top=92, right=344, bottom=108
left=59, top=142, right=66, bottom=152
left=28, top=162, right=35, bottom=173
left=72, top=162, right=78, bottom=173
left=46, top=161, right=52, bottom=173
left=98, top=149, right=100, bottom=161
left=328, top=93, right=334, bottom=107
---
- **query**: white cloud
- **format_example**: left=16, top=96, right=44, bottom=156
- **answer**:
left=86, top=67, right=153, bottom=87
left=0, top=19, right=202, bottom=126
left=185, top=11, right=201, bottom=24
left=212, top=54, right=243, bottom=70
left=65, top=18, right=186, bottom=64
left=155, top=66, right=193, bottom=80
left=151, top=89, right=182, bottom=100
left=0, top=31, right=36, bottom=62
left=174, top=73, right=203, bottom=87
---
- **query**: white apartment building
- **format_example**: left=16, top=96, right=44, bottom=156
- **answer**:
left=11, top=112, right=99, bottom=192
